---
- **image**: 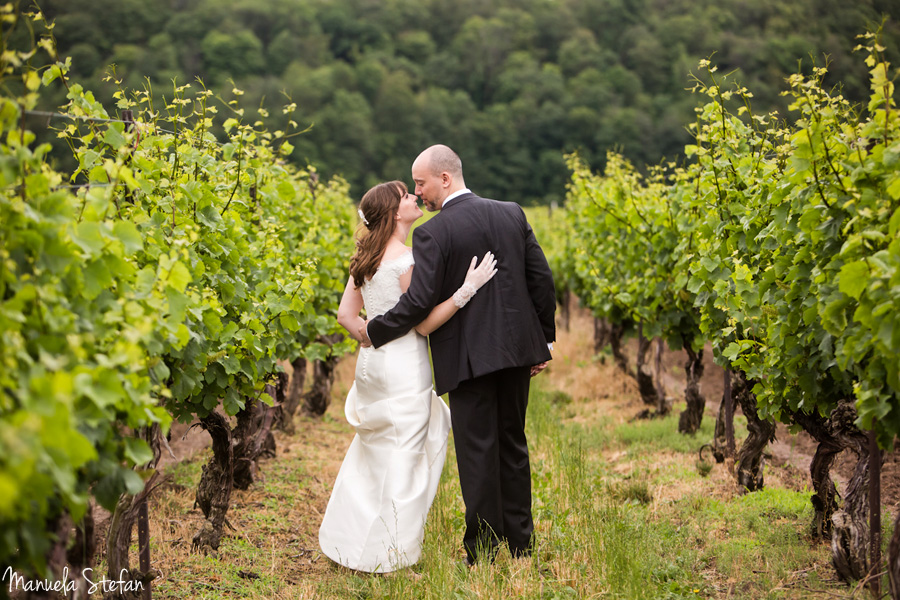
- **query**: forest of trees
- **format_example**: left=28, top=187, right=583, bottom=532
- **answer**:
left=39, top=0, right=900, bottom=204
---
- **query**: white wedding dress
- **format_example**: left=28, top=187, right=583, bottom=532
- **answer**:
left=318, top=251, right=452, bottom=573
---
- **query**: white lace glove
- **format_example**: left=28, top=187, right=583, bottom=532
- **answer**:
left=453, top=252, right=498, bottom=308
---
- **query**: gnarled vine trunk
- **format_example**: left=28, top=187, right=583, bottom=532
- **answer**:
left=731, top=371, right=775, bottom=492
left=789, top=408, right=840, bottom=539
left=559, top=288, right=571, bottom=332
left=268, top=370, right=292, bottom=433
left=608, top=321, right=632, bottom=378
left=636, top=325, right=661, bottom=408
left=303, top=333, right=344, bottom=417
left=827, top=404, right=874, bottom=583
left=710, top=370, right=735, bottom=463
left=304, top=356, right=338, bottom=416
left=233, top=386, right=279, bottom=490
left=677, top=341, right=705, bottom=434
left=654, top=339, right=667, bottom=414
left=105, top=424, right=162, bottom=599
left=278, top=357, right=307, bottom=434
left=710, top=405, right=729, bottom=463
left=593, top=317, right=609, bottom=353
left=193, top=411, right=233, bottom=553
left=634, top=325, right=669, bottom=419
left=791, top=401, right=873, bottom=582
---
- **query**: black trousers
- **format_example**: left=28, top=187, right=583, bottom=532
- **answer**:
left=449, top=366, right=533, bottom=562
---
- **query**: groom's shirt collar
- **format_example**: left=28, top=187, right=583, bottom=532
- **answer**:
left=442, top=188, right=471, bottom=208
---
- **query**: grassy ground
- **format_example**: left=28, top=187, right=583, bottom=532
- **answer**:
left=131, top=307, right=891, bottom=599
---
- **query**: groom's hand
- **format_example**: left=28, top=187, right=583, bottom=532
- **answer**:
left=358, top=321, right=372, bottom=348
left=530, top=361, right=549, bottom=377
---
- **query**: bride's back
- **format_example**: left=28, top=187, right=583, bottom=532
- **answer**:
left=361, top=252, right=414, bottom=319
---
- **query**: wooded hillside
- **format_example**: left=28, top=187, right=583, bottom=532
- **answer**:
left=40, top=0, right=900, bottom=203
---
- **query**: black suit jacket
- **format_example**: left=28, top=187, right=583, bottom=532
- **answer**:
left=367, top=193, right=556, bottom=395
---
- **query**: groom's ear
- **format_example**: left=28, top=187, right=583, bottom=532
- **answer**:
left=441, top=172, right=451, bottom=188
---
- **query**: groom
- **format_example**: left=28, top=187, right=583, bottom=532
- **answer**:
left=361, top=144, right=556, bottom=564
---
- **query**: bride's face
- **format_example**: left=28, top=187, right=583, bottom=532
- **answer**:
left=396, top=188, right=423, bottom=224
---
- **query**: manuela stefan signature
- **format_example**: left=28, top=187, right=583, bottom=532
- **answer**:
left=3, top=566, right=145, bottom=595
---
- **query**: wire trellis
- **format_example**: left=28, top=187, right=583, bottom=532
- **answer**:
left=23, top=108, right=209, bottom=140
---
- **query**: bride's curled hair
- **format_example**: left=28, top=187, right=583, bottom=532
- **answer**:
left=349, top=181, right=406, bottom=288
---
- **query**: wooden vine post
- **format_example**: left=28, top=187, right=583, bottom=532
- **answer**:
left=137, top=500, right=151, bottom=600
left=868, top=430, right=881, bottom=598
left=723, top=370, right=735, bottom=457
left=124, top=107, right=153, bottom=600
left=130, top=106, right=152, bottom=600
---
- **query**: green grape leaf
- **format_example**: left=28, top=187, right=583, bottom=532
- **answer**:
left=889, top=207, right=900, bottom=237
left=122, top=469, right=147, bottom=495
left=83, top=258, right=113, bottom=299
left=222, top=355, right=240, bottom=375
left=113, top=221, right=143, bottom=254
left=71, top=221, right=105, bottom=256
left=123, top=437, right=154, bottom=466
left=103, top=125, right=126, bottom=150
left=838, top=260, right=869, bottom=300
left=166, top=261, right=192, bottom=293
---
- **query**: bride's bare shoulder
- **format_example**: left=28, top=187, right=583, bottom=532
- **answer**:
left=381, top=244, right=413, bottom=263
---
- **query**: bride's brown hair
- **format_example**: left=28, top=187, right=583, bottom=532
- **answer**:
left=349, top=181, right=407, bottom=288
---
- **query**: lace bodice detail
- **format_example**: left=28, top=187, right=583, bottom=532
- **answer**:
left=361, top=252, right=414, bottom=318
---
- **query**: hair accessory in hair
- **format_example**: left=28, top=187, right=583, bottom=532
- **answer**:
left=358, top=208, right=369, bottom=226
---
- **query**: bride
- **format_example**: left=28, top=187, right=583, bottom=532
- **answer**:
left=318, top=180, right=496, bottom=573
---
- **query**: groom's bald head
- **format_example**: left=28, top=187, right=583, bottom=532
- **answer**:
left=411, top=144, right=466, bottom=211
left=416, top=145, right=463, bottom=179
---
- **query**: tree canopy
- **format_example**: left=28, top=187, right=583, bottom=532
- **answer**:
left=41, top=0, right=900, bottom=204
